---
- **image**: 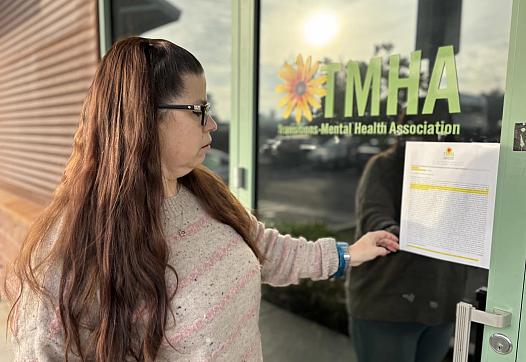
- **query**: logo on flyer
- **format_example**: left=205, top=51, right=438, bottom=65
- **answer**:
left=444, top=147, right=455, bottom=159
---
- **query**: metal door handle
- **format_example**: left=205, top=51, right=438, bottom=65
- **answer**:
left=453, top=302, right=512, bottom=362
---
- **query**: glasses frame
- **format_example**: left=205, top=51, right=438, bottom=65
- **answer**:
left=157, top=103, right=211, bottom=126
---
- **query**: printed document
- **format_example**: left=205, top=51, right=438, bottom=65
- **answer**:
left=400, top=142, right=500, bottom=269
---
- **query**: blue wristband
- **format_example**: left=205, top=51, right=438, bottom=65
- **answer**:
left=331, top=241, right=349, bottom=278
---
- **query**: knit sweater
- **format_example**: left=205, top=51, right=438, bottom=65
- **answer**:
left=12, top=185, right=339, bottom=361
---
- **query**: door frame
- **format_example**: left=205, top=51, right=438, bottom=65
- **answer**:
left=230, top=0, right=258, bottom=208
left=97, top=0, right=112, bottom=58
left=483, top=0, right=526, bottom=360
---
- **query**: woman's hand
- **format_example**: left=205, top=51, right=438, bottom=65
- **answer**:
left=349, top=230, right=399, bottom=267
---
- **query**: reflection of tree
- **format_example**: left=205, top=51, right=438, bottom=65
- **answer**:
left=206, top=92, right=222, bottom=124
left=483, top=89, right=505, bottom=141
left=374, top=43, right=429, bottom=105
left=318, top=43, right=429, bottom=123
left=207, top=92, right=230, bottom=153
left=272, top=44, right=429, bottom=128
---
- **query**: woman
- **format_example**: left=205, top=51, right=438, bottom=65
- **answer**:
left=4, top=37, right=398, bottom=361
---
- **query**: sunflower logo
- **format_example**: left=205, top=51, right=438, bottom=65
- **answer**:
left=275, top=54, right=327, bottom=124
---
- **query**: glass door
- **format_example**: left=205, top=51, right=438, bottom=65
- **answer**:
left=231, top=0, right=525, bottom=361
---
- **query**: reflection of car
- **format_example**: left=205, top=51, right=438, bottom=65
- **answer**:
left=259, top=135, right=318, bottom=166
left=354, top=138, right=382, bottom=169
left=452, top=93, right=489, bottom=137
left=203, top=148, right=229, bottom=184
left=307, top=136, right=353, bottom=169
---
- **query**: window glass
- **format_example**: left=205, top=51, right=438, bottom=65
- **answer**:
left=257, top=0, right=512, bottom=359
left=112, top=0, right=231, bottom=184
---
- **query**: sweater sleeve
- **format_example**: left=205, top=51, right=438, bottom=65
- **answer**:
left=250, top=215, right=340, bottom=286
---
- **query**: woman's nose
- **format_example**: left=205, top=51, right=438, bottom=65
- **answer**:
left=205, top=115, right=218, bottom=132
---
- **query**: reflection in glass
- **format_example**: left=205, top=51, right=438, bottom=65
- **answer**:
left=257, top=0, right=512, bottom=360
left=111, top=0, right=232, bottom=184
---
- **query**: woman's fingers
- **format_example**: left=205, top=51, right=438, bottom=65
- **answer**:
left=350, top=230, right=401, bottom=266
left=368, top=230, right=399, bottom=242
left=377, top=238, right=399, bottom=252
left=374, top=246, right=390, bottom=257
left=365, top=231, right=399, bottom=252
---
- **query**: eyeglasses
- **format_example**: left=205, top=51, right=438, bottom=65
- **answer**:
left=157, top=103, right=211, bottom=127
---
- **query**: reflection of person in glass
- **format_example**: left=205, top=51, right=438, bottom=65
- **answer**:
left=6, top=37, right=400, bottom=361
left=345, top=110, right=468, bottom=362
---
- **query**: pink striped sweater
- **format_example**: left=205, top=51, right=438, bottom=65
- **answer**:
left=12, top=186, right=339, bottom=361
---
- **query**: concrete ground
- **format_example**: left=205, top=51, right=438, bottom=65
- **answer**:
left=260, top=300, right=357, bottom=361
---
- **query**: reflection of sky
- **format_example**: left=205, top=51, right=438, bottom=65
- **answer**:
left=456, top=0, right=513, bottom=96
left=142, top=0, right=232, bottom=122
left=260, top=0, right=512, bottom=116
left=260, top=0, right=417, bottom=116
left=140, top=0, right=513, bottom=120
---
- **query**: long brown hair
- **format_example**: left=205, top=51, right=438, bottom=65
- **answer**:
left=4, top=37, right=262, bottom=361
